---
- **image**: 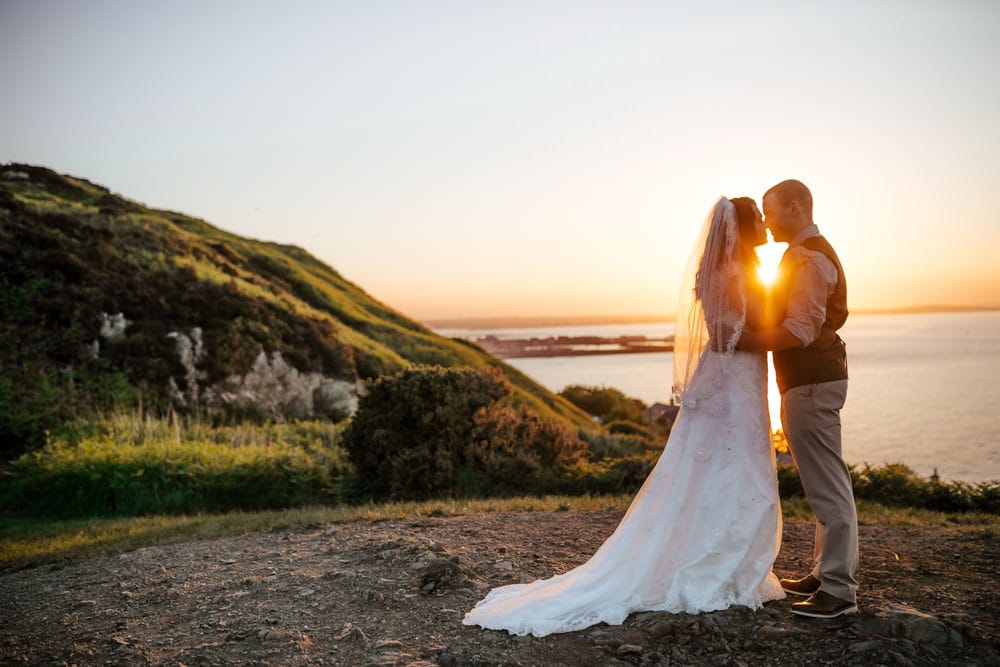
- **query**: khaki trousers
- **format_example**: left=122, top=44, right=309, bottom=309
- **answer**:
left=781, top=379, right=859, bottom=603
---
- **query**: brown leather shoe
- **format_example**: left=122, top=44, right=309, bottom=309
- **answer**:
left=790, top=590, right=859, bottom=618
left=779, top=573, right=821, bottom=597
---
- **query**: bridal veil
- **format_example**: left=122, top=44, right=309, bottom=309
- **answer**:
left=673, top=197, right=747, bottom=407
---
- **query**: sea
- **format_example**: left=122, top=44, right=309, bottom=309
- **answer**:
left=435, top=311, right=1000, bottom=484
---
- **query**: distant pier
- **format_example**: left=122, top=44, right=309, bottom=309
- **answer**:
left=473, top=334, right=674, bottom=359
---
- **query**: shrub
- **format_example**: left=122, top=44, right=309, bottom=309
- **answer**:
left=551, top=452, right=659, bottom=495
left=464, top=405, right=587, bottom=494
left=343, top=366, right=512, bottom=498
left=578, top=429, right=656, bottom=461
left=604, top=419, right=655, bottom=440
left=777, top=464, right=805, bottom=499
left=851, top=463, right=926, bottom=508
left=560, top=385, right=620, bottom=417
left=560, top=384, right=643, bottom=421
left=974, top=481, right=1000, bottom=514
left=343, top=366, right=591, bottom=500
left=776, top=461, right=1000, bottom=514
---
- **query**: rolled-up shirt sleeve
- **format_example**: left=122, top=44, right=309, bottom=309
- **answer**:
left=781, top=248, right=839, bottom=347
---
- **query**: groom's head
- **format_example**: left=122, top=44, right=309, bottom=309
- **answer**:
left=762, top=179, right=813, bottom=242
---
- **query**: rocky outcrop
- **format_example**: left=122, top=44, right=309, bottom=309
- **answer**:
left=163, top=325, right=358, bottom=420
left=203, top=350, right=358, bottom=420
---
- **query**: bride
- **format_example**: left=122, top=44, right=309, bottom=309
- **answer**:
left=463, top=197, right=785, bottom=637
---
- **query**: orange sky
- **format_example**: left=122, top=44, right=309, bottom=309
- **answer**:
left=3, top=2, right=998, bottom=321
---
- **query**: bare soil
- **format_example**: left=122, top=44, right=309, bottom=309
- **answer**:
left=2, top=511, right=997, bottom=666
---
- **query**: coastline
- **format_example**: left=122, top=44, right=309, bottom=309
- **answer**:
left=423, top=305, right=1000, bottom=331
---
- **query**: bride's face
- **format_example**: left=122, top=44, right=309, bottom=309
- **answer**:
left=751, top=204, right=767, bottom=246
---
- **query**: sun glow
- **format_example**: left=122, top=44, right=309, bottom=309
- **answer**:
left=766, top=354, right=783, bottom=437
left=755, top=235, right=786, bottom=286
left=754, top=235, right=788, bottom=436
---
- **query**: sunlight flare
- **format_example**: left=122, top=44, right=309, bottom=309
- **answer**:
left=754, top=234, right=787, bottom=435
left=767, top=352, right=783, bottom=436
left=755, top=235, right=786, bottom=286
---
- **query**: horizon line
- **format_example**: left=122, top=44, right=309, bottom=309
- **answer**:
left=422, top=304, right=1000, bottom=329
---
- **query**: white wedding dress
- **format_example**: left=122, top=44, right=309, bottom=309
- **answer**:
left=463, top=198, right=785, bottom=637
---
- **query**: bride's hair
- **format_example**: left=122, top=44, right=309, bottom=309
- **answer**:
left=728, top=196, right=761, bottom=271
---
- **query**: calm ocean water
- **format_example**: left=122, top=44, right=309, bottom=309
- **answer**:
left=437, top=311, right=1000, bottom=483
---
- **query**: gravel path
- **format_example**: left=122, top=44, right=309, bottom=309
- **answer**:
left=2, top=511, right=997, bottom=665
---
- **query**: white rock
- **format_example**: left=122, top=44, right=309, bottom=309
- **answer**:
left=99, top=312, right=130, bottom=340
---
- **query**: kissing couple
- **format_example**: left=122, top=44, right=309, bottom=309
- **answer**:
left=464, top=179, right=860, bottom=636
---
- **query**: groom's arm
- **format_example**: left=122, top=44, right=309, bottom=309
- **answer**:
left=737, top=325, right=804, bottom=352
left=739, top=249, right=838, bottom=352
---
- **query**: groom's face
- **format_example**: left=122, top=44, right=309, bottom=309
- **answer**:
left=762, top=193, right=790, bottom=242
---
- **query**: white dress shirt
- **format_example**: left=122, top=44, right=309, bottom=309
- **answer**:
left=781, top=224, right=839, bottom=347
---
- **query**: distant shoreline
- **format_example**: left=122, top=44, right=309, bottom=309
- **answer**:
left=471, top=334, right=674, bottom=359
left=424, top=305, right=1000, bottom=330
left=424, top=313, right=674, bottom=329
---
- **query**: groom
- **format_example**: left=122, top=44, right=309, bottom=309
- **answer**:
left=738, top=179, right=859, bottom=619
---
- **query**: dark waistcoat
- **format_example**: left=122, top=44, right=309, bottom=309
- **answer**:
left=772, top=235, right=849, bottom=393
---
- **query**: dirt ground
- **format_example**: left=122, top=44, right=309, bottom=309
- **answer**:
left=1, top=510, right=997, bottom=666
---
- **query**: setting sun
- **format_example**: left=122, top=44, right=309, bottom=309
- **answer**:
left=754, top=236, right=788, bottom=434
left=755, top=235, right=786, bottom=286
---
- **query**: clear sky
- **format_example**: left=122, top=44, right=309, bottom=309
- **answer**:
left=3, top=1, right=998, bottom=322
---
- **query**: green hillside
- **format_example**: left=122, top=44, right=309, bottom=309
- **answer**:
left=0, top=164, right=591, bottom=457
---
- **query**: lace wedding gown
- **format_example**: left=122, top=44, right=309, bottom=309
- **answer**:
left=463, top=198, right=785, bottom=637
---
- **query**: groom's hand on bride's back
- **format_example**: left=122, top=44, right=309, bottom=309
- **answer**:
left=738, top=326, right=805, bottom=352
left=736, top=328, right=758, bottom=351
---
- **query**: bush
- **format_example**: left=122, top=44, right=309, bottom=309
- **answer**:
left=343, top=366, right=590, bottom=500
left=777, top=464, right=805, bottom=499
left=851, top=463, right=927, bottom=508
left=464, top=405, right=587, bottom=494
left=579, top=429, right=657, bottom=461
left=604, top=419, right=655, bottom=440
left=559, top=385, right=646, bottom=423
left=549, top=452, right=660, bottom=495
left=850, top=462, right=988, bottom=513
left=343, top=366, right=512, bottom=498
left=776, top=461, right=1000, bottom=514
left=974, top=481, right=1000, bottom=514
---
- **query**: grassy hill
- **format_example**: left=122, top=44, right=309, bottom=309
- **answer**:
left=0, top=164, right=591, bottom=457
